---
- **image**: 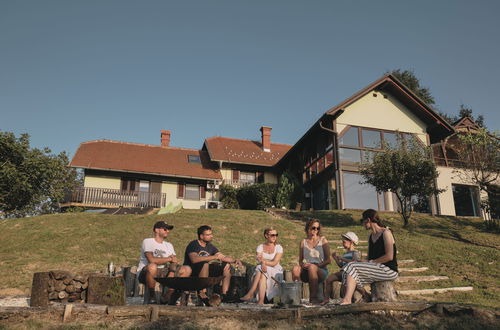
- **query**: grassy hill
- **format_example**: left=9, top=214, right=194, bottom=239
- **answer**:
left=0, top=209, right=498, bottom=309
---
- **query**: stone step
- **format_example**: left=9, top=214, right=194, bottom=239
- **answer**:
left=398, top=286, right=473, bottom=295
left=396, top=275, right=449, bottom=283
left=399, top=267, right=429, bottom=273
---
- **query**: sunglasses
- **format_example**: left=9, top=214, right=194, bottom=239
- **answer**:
left=269, top=233, right=279, bottom=237
left=310, top=226, right=320, bottom=230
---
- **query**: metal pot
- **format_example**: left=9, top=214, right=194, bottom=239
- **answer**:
left=279, top=281, right=302, bottom=305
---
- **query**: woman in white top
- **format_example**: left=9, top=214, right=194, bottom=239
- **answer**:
left=240, top=227, right=283, bottom=304
left=292, top=219, right=331, bottom=304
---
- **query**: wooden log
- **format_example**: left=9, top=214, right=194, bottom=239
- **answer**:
left=122, top=267, right=136, bottom=297
left=54, top=280, right=66, bottom=292
left=300, top=301, right=433, bottom=318
left=63, top=304, right=73, bottom=322
left=48, top=291, right=59, bottom=300
left=87, top=275, right=125, bottom=306
left=107, top=305, right=151, bottom=317
left=65, top=285, right=76, bottom=293
left=30, top=272, right=49, bottom=307
left=150, top=305, right=159, bottom=322
left=396, top=275, right=449, bottom=283
left=332, top=281, right=341, bottom=299
left=63, top=277, right=72, bottom=285
left=284, top=270, right=293, bottom=282
left=399, top=267, right=429, bottom=273
left=50, top=270, right=71, bottom=280
left=74, top=274, right=86, bottom=283
left=398, top=286, right=473, bottom=295
left=398, top=259, right=415, bottom=265
left=370, top=281, right=397, bottom=302
left=58, top=291, right=69, bottom=299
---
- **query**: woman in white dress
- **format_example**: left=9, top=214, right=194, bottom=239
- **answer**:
left=240, top=227, right=283, bottom=304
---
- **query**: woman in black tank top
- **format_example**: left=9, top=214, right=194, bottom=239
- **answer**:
left=340, top=209, right=398, bottom=305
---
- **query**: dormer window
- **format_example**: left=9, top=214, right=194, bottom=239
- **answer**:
left=188, top=155, right=201, bottom=163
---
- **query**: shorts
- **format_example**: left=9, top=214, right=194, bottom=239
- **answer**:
left=138, top=264, right=179, bottom=284
left=300, top=265, right=328, bottom=283
left=189, top=262, right=227, bottom=277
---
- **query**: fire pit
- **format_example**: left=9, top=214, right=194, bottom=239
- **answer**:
left=155, top=276, right=224, bottom=291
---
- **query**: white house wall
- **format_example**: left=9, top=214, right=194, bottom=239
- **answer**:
left=336, top=91, right=428, bottom=144
left=84, top=175, right=121, bottom=189
left=161, top=182, right=207, bottom=209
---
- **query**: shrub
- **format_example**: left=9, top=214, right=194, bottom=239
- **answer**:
left=237, top=183, right=277, bottom=210
left=220, top=184, right=239, bottom=209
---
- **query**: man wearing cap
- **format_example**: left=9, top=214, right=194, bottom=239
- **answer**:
left=137, top=220, right=190, bottom=304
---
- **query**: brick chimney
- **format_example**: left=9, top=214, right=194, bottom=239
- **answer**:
left=161, top=130, right=171, bottom=147
left=260, top=126, right=271, bottom=152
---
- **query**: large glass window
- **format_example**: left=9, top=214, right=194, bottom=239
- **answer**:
left=362, top=129, right=381, bottom=148
left=343, top=172, right=379, bottom=210
left=452, top=184, right=480, bottom=217
left=185, top=184, right=200, bottom=200
left=383, top=132, right=398, bottom=148
left=339, top=127, right=359, bottom=147
left=339, top=148, right=361, bottom=163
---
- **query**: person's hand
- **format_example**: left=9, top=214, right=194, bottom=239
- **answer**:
left=215, top=252, right=225, bottom=261
left=256, top=253, right=263, bottom=263
left=235, top=259, right=243, bottom=268
left=170, top=255, right=178, bottom=264
left=301, top=263, right=310, bottom=270
left=261, top=263, right=267, bottom=273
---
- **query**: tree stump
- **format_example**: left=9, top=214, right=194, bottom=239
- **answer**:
left=86, top=275, right=126, bottom=306
left=370, top=281, right=397, bottom=302
left=30, top=272, right=49, bottom=307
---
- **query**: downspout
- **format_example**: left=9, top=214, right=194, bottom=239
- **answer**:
left=318, top=120, right=343, bottom=210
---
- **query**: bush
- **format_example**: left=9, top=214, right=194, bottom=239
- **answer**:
left=237, top=183, right=277, bottom=210
left=276, top=170, right=304, bottom=209
left=220, top=184, right=239, bottom=209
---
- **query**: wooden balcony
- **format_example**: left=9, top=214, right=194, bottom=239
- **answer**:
left=222, top=179, right=257, bottom=188
left=62, top=187, right=167, bottom=208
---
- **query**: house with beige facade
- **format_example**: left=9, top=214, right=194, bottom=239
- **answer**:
left=66, top=74, right=498, bottom=219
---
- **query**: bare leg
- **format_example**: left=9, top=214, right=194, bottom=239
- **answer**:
left=198, top=263, right=210, bottom=298
left=321, top=272, right=340, bottom=305
left=308, top=264, right=320, bottom=303
left=340, top=274, right=356, bottom=305
left=257, top=275, right=267, bottom=304
left=241, top=271, right=262, bottom=300
left=291, top=265, right=301, bottom=281
left=221, top=263, right=231, bottom=295
left=145, top=263, right=158, bottom=291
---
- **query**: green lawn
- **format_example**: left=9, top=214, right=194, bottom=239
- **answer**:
left=0, top=209, right=498, bottom=309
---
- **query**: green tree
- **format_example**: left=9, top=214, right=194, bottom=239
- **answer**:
left=360, top=137, right=443, bottom=227
left=438, top=104, right=486, bottom=127
left=454, top=128, right=500, bottom=222
left=276, top=174, right=294, bottom=209
left=389, top=69, right=435, bottom=106
left=0, top=131, right=81, bottom=218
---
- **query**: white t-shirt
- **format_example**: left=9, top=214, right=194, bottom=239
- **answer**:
left=137, top=238, right=176, bottom=272
left=256, top=244, right=283, bottom=261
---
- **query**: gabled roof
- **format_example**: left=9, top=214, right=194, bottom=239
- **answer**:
left=452, top=116, right=482, bottom=132
left=204, top=137, right=292, bottom=167
left=325, top=74, right=455, bottom=143
left=70, top=140, right=222, bottom=180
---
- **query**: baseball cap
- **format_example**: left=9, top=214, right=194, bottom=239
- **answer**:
left=341, top=231, right=359, bottom=245
left=153, top=221, right=174, bottom=231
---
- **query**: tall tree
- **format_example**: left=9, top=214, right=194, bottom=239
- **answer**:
left=360, top=137, right=443, bottom=227
left=453, top=128, right=500, bottom=219
left=388, top=69, right=435, bottom=106
left=0, top=131, right=81, bottom=218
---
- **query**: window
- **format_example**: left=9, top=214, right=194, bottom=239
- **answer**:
left=343, top=172, right=380, bottom=210
left=362, top=129, right=381, bottom=148
left=339, top=127, right=359, bottom=147
left=452, top=184, right=480, bottom=217
left=382, top=132, right=398, bottom=148
left=339, top=148, right=361, bottom=163
left=121, top=178, right=138, bottom=192
left=188, top=155, right=201, bottom=163
left=240, top=172, right=256, bottom=185
left=185, top=184, right=200, bottom=200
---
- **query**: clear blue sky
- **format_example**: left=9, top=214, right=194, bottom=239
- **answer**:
left=2, top=1, right=499, bottom=157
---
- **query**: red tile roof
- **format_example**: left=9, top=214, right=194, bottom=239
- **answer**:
left=204, top=137, right=292, bottom=166
left=70, top=140, right=222, bottom=180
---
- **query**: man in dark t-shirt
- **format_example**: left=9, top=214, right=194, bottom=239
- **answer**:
left=183, top=225, right=242, bottom=303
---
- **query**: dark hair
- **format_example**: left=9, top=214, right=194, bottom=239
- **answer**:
left=197, top=225, right=212, bottom=239
left=361, top=209, right=386, bottom=227
left=304, top=218, right=322, bottom=236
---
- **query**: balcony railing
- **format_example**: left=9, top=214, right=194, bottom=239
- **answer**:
left=222, top=179, right=257, bottom=188
left=434, top=157, right=467, bottom=168
left=64, top=187, right=167, bottom=208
